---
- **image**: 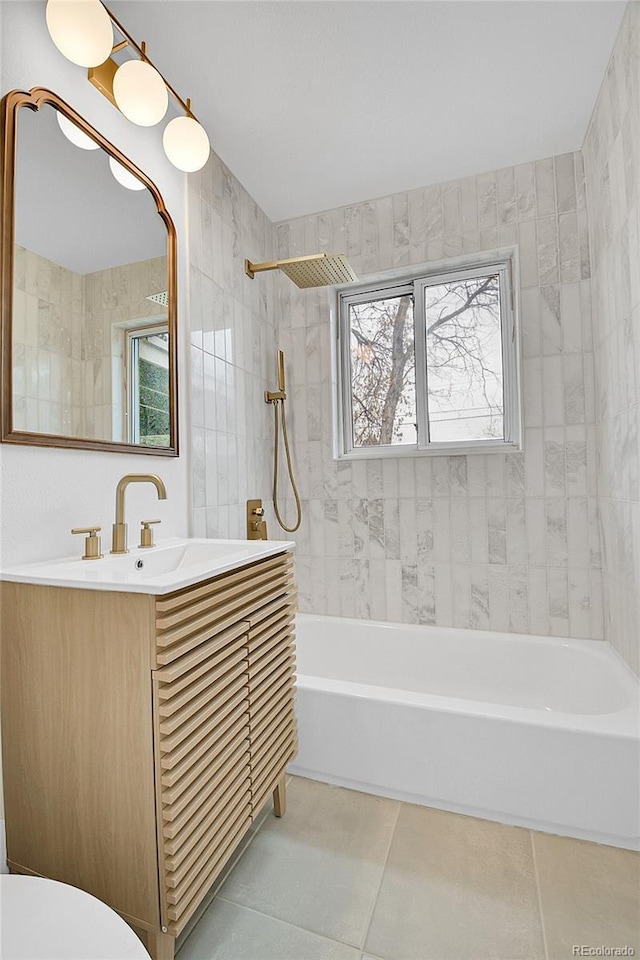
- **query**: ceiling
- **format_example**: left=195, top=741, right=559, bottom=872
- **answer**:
left=109, top=1, right=626, bottom=222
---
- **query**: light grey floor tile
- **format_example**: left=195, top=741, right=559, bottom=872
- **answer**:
left=178, top=897, right=360, bottom=960
left=176, top=803, right=274, bottom=948
left=218, top=776, right=399, bottom=948
left=533, top=833, right=640, bottom=959
left=366, top=804, right=545, bottom=960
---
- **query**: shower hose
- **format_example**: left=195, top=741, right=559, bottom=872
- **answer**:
left=272, top=398, right=302, bottom=533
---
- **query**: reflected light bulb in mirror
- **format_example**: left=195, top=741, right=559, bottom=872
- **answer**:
left=113, top=59, right=168, bottom=127
left=108, top=156, right=146, bottom=191
left=56, top=111, right=100, bottom=150
left=46, top=0, right=113, bottom=68
left=163, top=116, right=210, bottom=173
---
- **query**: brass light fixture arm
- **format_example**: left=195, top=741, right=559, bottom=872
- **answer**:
left=100, top=4, right=198, bottom=121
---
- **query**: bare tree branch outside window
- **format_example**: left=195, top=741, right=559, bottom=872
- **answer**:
left=347, top=273, right=505, bottom=448
left=426, top=275, right=503, bottom=442
left=350, top=295, right=416, bottom=446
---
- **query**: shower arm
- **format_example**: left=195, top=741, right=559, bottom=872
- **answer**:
left=245, top=258, right=282, bottom=279
left=245, top=255, right=326, bottom=280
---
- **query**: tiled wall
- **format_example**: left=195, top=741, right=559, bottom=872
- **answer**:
left=12, top=247, right=168, bottom=442
left=188, top=149, right=282, bottom=540
left=12, top=245, right=84, bottom=435
left=583, top=2, right=640, bottom=673
left=83, top=255, right=168, bottom=440
left=274, top=154, right=604, bottom=638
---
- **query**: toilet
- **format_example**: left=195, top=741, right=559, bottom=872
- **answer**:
left=0, top=875, right=151, bottom=959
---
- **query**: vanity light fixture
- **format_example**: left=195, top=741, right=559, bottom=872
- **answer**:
left=46, top=0, right=113, bottom=68
left=56, top=110, right=100, bottom=150
left=112, top=55, right=168, bottom=127
left=55, top=102, right=146, bottom=190
left=45, top=0, right=210, bottom=172
left=163, top=114, right=211, bottom=173
left=108, top=155, right=146, bottom=191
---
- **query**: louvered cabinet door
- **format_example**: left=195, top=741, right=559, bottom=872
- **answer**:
left=151, top=550, right=297, bottom=937
left=248, top=589, right=298, bottom=816
left=153, top=621, right=252, bottom=937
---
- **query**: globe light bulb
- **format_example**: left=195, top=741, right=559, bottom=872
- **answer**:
left=163, top=116, right=210, bottom=173
left=113, top=59, right=168, bottom=127
left=108, top=156, right=146, bottom=191
left=46, top=0, right=113, bottom=68
left=56, top=111, right=100, bottom=150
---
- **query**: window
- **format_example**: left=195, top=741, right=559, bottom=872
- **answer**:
left=337, top=258, right=520, bottom=457
left=126, top=324, right=170, bottom=446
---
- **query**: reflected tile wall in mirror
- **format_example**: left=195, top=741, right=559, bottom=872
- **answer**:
left=12, top=246, right=168, bottom=441
left=8, top=97, right=174, bottom=449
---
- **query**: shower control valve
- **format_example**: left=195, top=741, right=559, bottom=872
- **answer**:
left=247, top=499, right=268, bottom=541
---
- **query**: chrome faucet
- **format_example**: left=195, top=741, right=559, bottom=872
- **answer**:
left=111, top=474, right=167, bottom=554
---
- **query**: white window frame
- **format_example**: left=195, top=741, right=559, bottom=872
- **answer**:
left=335, top=255, right=521, bottom=459
left=124, top=322, right=169, bottom=444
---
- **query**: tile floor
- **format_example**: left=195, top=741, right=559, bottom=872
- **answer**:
left=178, top=776, right=640, bottom=960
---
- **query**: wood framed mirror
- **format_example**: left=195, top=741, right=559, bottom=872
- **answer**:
left=0, top=87, right=178, bottom=455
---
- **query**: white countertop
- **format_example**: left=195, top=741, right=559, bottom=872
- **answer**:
left=0, top=537, right=295, bottom=595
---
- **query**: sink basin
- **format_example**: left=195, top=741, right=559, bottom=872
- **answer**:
left=0, top=538, right=295, bottom=594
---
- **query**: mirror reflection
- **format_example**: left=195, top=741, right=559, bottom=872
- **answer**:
left=10, top=99, right=174, bottom=449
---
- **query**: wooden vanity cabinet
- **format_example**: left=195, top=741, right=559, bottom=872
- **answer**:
left=0, top=550, right=297, bottom=960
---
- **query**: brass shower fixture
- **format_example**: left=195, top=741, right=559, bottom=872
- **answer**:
left=244, top=253, right=357, bottom=289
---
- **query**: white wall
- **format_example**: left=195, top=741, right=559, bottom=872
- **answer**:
left=583, top=1, right=640, bottom=675
left=0, top=1, right=191, bottom=568
left=275, top=154, right=604, bottom=640
left=0, top=2, right=192, bottom=839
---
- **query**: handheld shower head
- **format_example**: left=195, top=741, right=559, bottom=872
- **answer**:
left=277, top=349, right=286, bottom=393
left=245, top=253, right=357, bottom=288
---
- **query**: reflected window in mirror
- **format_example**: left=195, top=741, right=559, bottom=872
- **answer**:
left=1, top=88, right=178, bottom=455
left=126, top=324, right=170, bottom=446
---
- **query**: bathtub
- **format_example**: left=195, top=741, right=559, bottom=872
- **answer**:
left=290, top=614, right=640, bottom=850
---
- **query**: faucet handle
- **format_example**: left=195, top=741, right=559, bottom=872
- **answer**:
left=139, top=519, right=161, bottom=549
left=71, top=526, right=103, bottom=561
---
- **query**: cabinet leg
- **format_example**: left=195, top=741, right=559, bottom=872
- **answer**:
left=138, top=929, right=175, bottom=960
left=273, top=773, right=286, bottom=817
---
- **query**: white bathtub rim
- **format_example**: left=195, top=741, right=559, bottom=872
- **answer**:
left=296, top=612, right=640, bottom=688
left=296, top=671, right=639, bottom=738
left=288, top=765, right=640, bottom=852
left=296, top=613, right=640, bottom=732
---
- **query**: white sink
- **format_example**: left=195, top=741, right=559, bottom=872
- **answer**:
left=0, top=538, right=295, bottom=595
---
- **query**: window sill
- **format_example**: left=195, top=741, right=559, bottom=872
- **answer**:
left=335, top=439, right=522, bottom=460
